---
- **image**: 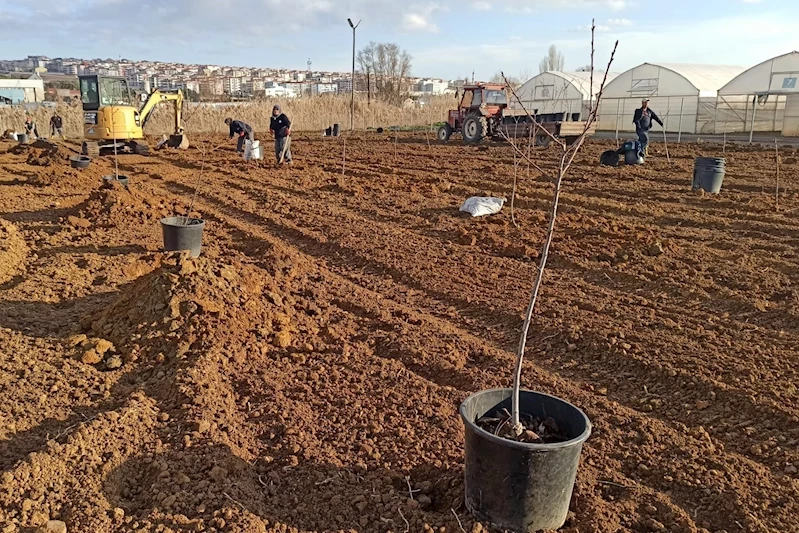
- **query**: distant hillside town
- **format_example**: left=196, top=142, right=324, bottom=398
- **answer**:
left=0, top=55, right=458, bottom=104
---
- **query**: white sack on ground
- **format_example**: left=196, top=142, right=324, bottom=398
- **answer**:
left=459, top=196, right=507, bottom=217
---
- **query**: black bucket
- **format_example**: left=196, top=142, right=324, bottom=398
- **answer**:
left=693, top=157, right=726, bottom=193
left=161, top=216, right=206, bottom=258
left=600, top=150, right=620, bottom=167
left=17, top=134, right=29, bottom=144
left=102, top=175, right=129, bottom=188
left=325, top=126, right=332, bottom=137
left=460, top=388, right=591, bottom=532
left=70, top=155, right=91, bottom=169
left=332, top=123, right=340, bottom=137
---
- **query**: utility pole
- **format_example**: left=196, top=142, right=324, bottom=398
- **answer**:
left=347, top=18, right=361, bottom=131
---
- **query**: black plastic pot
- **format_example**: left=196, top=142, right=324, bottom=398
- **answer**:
left=693, top=157, right=725, bottom=193
left=102, top=175, right=129, bottom=187
left=332, top=123, right=340, bottom=137
left=17, top=134, right=29, bottom=144
left=599, top=150, right=620, bottom=167
left=460, top=389, right=591, bottom=532
left=70, top=155, right=92, bottom=169
left=161, top=216, right=206, bottom=258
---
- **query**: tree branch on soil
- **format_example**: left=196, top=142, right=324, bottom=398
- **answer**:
left=508, top=21, right=619, bottom=436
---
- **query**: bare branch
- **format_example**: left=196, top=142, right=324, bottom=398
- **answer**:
left=509, top=29, right=620, bottom=435
left=501, top=71, right=563, bottom=147
left=589, top=19, right=595, bottom=113
left=496, top=128, right=547, bottom=175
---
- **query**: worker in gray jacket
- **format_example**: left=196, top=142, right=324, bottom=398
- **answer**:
left=225, top=118, right=254, bottom=153
left=633, top=98, right=663, bottom=156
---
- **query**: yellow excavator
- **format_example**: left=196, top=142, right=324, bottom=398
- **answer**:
left=79, top=74, right=189, bottom=156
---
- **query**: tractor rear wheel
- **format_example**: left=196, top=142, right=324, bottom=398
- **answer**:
left=462, top=115, right=487, bottom=143
left=437, top=124, right=453, bottom=142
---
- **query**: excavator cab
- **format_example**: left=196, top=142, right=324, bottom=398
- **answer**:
left=79, top=74, right=188, bottom=156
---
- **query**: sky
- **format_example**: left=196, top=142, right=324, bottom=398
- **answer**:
left=0, top=0, right=797, bottom=80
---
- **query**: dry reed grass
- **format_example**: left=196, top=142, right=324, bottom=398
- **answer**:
left=0, top=95, right=453, bottom=139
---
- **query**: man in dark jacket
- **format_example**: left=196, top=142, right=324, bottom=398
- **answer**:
left=50, top=112, right=64, bottom=138
left=633, top=99, right=663, bottom=156
left=225, top=118, right=254, bottom=153
left=269, top=105, right=292, bottom=164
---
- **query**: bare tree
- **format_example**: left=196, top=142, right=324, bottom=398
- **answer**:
left=357, top=42, right=412, bottom=105
left=497, top=22, right=618, bottom=437
left=539, top=44, right=565, bottom=73
left=490, top=72, right=522, bottom=89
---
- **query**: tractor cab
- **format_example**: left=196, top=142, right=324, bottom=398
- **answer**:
left=439, top=83, right=511, bottom=143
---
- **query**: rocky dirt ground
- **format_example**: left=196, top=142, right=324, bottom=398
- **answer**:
left=0, top=132, right=798, bottom=533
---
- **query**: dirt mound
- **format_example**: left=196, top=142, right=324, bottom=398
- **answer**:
left=64, top=183, right=197, bottom=229
left=25, top=140, right=70, bottom=167
left=79, top=253, right=292, bottom=367
left=0, top=219, right=27, bottom=284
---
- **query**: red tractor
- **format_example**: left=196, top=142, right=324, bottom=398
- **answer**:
left=438, top=83, right=593, bottom=145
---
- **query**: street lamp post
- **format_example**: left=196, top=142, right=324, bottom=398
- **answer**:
left=347, top=18, right=361, bottom=131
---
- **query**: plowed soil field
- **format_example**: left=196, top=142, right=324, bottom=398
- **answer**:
left=1, top=133, right=798, bottom=533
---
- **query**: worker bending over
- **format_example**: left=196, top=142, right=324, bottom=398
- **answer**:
left=224, top=118, right=254, bottom=154
left=24, top=116, right=39, bottom=139
left=633, top=98, right=663, bottom=156
left=269, top=105, right=292, bottom=165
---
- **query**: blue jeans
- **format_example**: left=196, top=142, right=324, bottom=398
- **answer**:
left=636, top=128, right=649, bottom=152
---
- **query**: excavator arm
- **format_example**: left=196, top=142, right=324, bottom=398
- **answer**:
left=139, top=89, right=189, bottom=149
left=139, top=89, right=184, bottom=132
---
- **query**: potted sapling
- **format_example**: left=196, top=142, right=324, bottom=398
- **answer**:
left=459, top=24, right=618, bottom=532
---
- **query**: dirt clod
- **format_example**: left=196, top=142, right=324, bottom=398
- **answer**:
left=35, top=521, right=66, bottom=533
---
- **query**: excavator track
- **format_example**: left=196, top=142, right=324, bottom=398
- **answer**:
left=130, top=141, right=150, bottom=156
left=81, top=141, right=100, bottom=158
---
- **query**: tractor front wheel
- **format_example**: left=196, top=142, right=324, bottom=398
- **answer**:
left=535, top=134, right=551, bottom=147
left=462, top=115, right=487, bottom=144
left=437, top=124, right=453, bottom=142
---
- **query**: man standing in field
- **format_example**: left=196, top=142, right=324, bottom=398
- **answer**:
left=633, top=98, right=663, bottom=156
left=50, top=112, right=64, bottom=138
left=269, top=105, right=292, bottom=165
left=224, top=118, right=254, bottom=154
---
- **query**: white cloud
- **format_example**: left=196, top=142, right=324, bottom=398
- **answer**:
left=402, top=13, right=440, bottom=33
left=469, top=0, right=631, bottom=12
left=606, top=17, right=633, bottom=26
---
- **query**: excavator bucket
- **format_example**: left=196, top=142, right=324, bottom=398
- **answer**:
left=166, top=134, right=189, bottom=150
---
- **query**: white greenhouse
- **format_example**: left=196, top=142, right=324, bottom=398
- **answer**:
left=716, top=51, right=799, bottom=136
left=596, top=63, right=746, bottom=135
left=512, top=71, right=618, bottom=122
